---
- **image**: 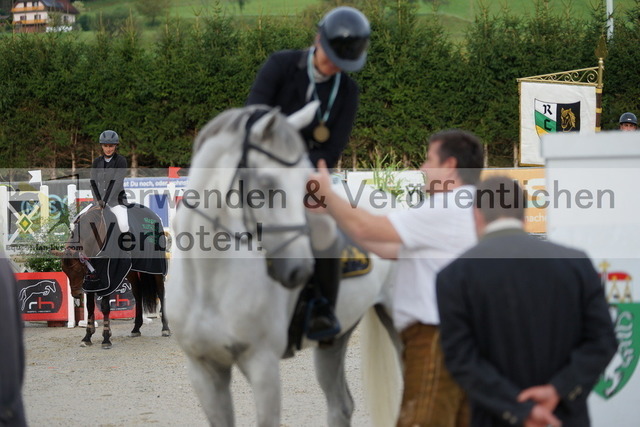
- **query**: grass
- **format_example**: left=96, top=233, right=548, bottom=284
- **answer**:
left=82, top=0, right=637, bottom=19
left=78, top=0, right=637, bottom=42
left=81, top=0, right=319, bottom=18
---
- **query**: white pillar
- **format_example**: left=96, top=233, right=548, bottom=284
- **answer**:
left=0, top=186, right=7, bottom=251
left=606, top=0, right=614, bottom=40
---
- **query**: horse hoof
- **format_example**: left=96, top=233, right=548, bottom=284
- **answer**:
left=102, top=343, right=112, bottom=349
left=80, top=341, right=92, bottom=347
left=130, top=332, right=141, bottom=338
left=162, top=330, right=171, bottom=337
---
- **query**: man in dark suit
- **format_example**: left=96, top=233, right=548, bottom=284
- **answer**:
left=436, top=176, right=617, bottom=427
left=0, top=256, right=27, bottom=427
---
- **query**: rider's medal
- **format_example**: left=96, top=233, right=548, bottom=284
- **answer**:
left=307, top=48, right=340, bottom=144
left=313, top=122, right=330, bottom=143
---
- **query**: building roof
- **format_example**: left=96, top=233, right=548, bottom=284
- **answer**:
left=13, top=1, right=79, bottom=15
left=43, top=0, right=79, bottom=14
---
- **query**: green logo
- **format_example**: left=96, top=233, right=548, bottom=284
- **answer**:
left=534, top=100, right=581, bottom=136
left=593, top=303, right=640, bottom=399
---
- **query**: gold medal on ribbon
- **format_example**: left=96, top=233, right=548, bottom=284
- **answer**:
left=313, top=122, right=330, bottom=143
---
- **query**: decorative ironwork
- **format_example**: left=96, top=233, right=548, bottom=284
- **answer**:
left=517, top=66, right=600, bottom=87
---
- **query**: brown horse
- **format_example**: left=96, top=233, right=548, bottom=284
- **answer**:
left=55, top=206, right=170, bottom=349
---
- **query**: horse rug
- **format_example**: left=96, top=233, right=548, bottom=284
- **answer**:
left=82, top=204, right=167, bottom=296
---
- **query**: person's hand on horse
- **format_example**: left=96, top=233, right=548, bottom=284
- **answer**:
left=306, top=159, right=332, bottom=212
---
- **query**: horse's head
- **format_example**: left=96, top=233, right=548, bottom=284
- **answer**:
left=71, top=207, right=105, bottom=258
left=188, top=103, right=318, bottom=288
left=561, top=108, right=576, bottom=131
left=52, top=247, right=85, bottom=299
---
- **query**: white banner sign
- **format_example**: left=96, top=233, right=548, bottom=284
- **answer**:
left=543, top=131, right=640, bottom=426
left=520, top=81, right=597, bottom=165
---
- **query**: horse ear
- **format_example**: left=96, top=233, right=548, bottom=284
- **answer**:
left=250, top=107, right=281, bottom=141
left=287, top=100, right=320, bottom=131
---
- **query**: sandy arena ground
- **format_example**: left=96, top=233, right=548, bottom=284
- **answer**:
left=22, top=318, right=372, bottom=426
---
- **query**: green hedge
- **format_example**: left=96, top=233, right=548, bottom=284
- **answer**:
left=1, top=1, right=639, bottom=169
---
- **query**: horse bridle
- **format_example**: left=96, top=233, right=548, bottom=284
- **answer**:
left=191, top=109, right=310, bottom=258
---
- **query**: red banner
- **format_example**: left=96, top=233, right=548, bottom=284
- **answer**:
left=16, top=272, right=70, bottom=322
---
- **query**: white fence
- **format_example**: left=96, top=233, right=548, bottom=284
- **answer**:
left=1, top=178, right=187, bottom=258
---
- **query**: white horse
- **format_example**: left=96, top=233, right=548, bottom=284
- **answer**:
left=167, top=103, right=401, bottom=427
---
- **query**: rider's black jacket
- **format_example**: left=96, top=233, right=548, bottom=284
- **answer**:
left=90, top=153, right=128, bottom=208
left=247, top=49, right=359, bottom=168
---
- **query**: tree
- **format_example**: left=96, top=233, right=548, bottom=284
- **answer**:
left=0, top=0, right=13, bottom=14
left=135, top=0, right=171, bottom=26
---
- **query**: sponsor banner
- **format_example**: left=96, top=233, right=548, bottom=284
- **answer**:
left=480, top=168, right=546, bottom=234
left=17, top=272, right=69, bottom=322
left=543, top=131, right=640, bottom=425
left=520, top=82, right=596, bottom=165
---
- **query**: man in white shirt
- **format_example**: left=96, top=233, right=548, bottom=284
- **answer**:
left=309, top=129, right=484, bottom=426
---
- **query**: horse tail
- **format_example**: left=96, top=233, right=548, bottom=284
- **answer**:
left=360, top=304, right=403, bottom=427
left=137, top=273, right=160, bottom=314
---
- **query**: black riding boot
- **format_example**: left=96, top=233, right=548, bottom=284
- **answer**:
left=307, top=243, right=342, bottom=341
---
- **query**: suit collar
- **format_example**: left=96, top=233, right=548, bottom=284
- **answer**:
left=295, top=49, right=312, bottom=103
left=482, top=227, right=527, bottom=241
left=296, top=48, right=310, bottom=69
left=481, top=218, right=526, bottom=241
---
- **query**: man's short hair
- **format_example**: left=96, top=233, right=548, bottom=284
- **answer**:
left=475, top=176, right=526, bottom=223
left=429, top=129, right=484, bottom=185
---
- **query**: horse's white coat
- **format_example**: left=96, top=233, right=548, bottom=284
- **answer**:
left=168, top=105, right=401, bottom=427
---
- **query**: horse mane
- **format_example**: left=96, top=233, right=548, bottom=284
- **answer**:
left=192, top=105, right=307, bottom=167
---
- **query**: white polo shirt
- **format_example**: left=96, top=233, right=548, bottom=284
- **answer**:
left=388, top=185, right=477, bottom=331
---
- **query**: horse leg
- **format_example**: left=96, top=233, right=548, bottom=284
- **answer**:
left=80, top=293, right=96, bottom=347
left=187, top=357, right=234, bottom=427
left=314, top=327, right=356, bottom=427
left=100, top=296, right=112, bottom=349
left=131, top=273, right=143, bottom=337
left=156, top=274, right=171, bottom=337
left=239, top=351, right=281, bottom=427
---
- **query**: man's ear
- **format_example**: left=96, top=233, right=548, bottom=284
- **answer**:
left=442, top=156, right=457, bottom=169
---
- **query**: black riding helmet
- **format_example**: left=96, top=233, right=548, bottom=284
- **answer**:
left=99, top=130, right=120, bottom=144
left=619, top=112, right=638, bottom=126
left=318, top=7, right=370, bottom=72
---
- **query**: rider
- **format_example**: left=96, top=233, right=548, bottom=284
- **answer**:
left=247, top=7, right=371, bottom=340
left=619, top=112, right=638, bottom=131
left=90, top=130, right=130, bottom=234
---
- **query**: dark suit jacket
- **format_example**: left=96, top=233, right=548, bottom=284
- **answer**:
left=436, top=228, right=617, bottom=427
left=0, top=257, right=27, bottom=427
left=90, top=153, right=128, bottom=207
left=246, top=49, right=359, bottom=168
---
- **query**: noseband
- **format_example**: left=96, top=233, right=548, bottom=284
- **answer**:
left=192, top=109, right=310, bottom=258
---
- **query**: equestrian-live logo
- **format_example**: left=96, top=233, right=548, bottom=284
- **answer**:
left=593, top=266, right=639, bottom=399
left=534, top=100, right=580, bottom=136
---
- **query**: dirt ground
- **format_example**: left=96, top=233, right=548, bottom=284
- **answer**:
left=22, top=318, right=372, bottom=426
